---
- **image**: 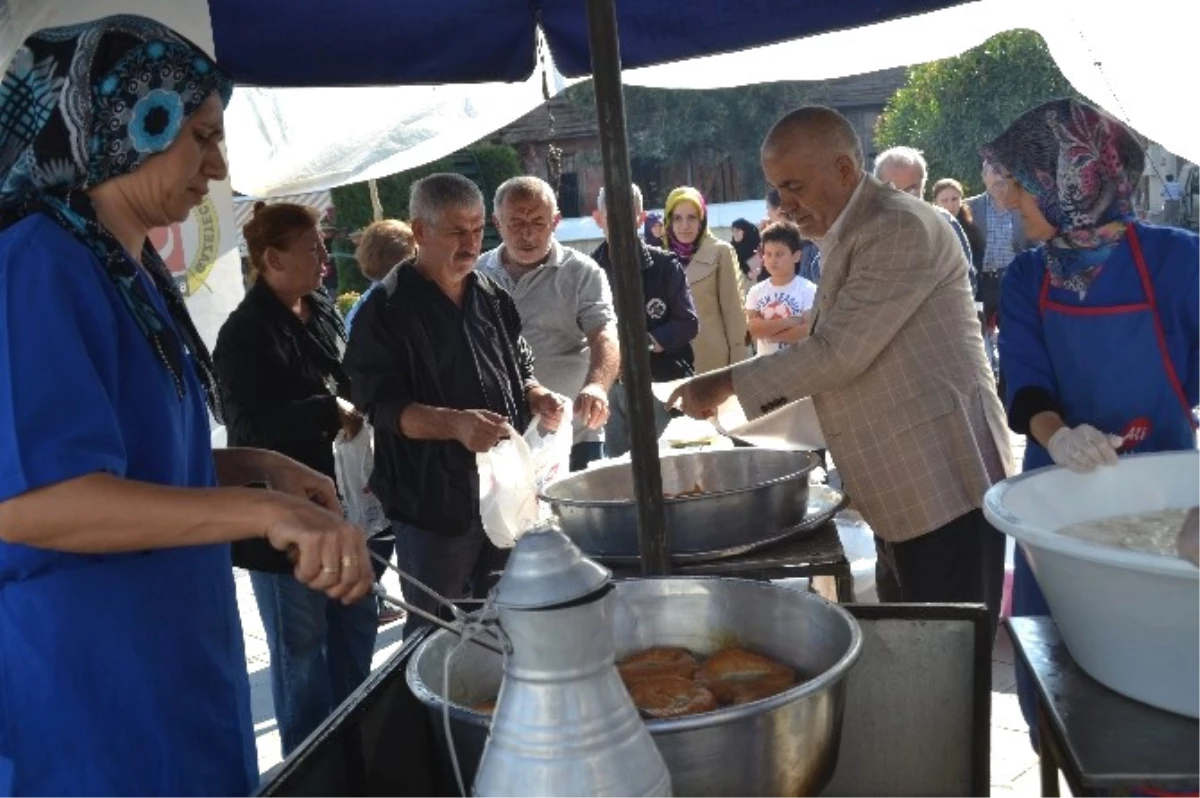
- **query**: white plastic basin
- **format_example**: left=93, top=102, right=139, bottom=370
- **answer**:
left=984, top=451, right=1200, bottom=718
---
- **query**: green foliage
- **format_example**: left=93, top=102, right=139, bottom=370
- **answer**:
left=564, top=81, right=820, bottom=203
left=875, top=30, right=1081, bottom=196
left=470, top=144, right=523, bottom=211
left=335, top=291, right=361, bottom=317
left=331, top=236, right=369, bottom=295
left=328, top=143, right=524, bottom=292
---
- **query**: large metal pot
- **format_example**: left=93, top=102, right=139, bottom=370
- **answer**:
left=407, top=577, right=862, bottom=796
left=540, top=449, right=818, bottom=561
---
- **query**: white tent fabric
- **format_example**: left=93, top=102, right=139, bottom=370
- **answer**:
left=216, top=0, right=1196, bottom=196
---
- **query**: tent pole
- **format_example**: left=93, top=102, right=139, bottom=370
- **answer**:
left=584, top=0, right=670, bottom=576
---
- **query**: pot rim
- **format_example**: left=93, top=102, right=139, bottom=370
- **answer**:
left=404, top=576, right=864, bottom=731
left=539, top=450, right=818, bottom=508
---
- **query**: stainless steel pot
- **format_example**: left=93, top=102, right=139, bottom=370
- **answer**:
left=539, top=449, right=818, bottom=561
left=406, top=577, right=863, bottom=797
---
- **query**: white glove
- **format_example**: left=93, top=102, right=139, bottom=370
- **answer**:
left=1046, top=424, right=1124, bottom=473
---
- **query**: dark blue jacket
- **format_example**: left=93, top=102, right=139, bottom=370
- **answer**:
left=592, top=240, right=698, bottom=381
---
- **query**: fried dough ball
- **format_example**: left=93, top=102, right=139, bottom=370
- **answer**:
left=627, top=675, right=719, bottom=719
left=618, top=646, right=698, bottom=683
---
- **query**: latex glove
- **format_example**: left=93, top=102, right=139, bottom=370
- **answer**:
left=1178, top=507, right=1199, bottom=566
left=1046, top=424, right=1124, bottom=473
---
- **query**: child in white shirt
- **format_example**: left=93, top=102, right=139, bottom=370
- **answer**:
left=744, top=221, right=817, bottom=355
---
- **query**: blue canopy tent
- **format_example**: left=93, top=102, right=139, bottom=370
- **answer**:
left=207, top=1, right=964, bottom=86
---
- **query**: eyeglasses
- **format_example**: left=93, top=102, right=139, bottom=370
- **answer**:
left=885, top=181, right=923, bottom=198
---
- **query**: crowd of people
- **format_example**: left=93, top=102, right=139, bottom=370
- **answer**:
left=0, top=13, right=1196, bottom=796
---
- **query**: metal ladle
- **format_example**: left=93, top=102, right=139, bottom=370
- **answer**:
left=371, top=585, right=505, bottom=656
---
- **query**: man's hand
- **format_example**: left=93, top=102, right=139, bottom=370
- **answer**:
left=574, top=382, right=610, bottom=429
left=262, top=452, right=342, bottom=515
left=453, top=409, right=510, bottom=453
left=527, top=385, right=567, bottom=432
left=667, top=370, right=736, bottom=420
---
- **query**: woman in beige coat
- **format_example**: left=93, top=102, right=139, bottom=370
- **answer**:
left=665, top=186, right=749, bottom=373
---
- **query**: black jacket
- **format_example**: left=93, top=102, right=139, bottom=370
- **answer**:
left=591, top=240, right=698, bottom=381
left=213, top=282, right=348, bottom=572
left=344, top=261, right=535, bottom=537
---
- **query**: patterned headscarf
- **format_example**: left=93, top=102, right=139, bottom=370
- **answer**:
left=665, top=186, right=712, bottom=265
left=980, top=98, right=1144, bottom=297
left=0, top=15, right=234, bottom=418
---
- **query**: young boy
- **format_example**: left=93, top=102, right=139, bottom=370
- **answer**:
left=744, top=221, right=818, bottom=355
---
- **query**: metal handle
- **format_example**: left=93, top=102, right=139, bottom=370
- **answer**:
left=372, top=585, right=505, bottom=656
left=367, top=548, right=472, bottom=622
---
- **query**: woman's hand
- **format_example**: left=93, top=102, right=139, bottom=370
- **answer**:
left=264, top=497, right=374, bottom=604
left=261, top=451, right=342, bottom=514
left=337, top=397, right=364, bottom=439
left=1045, top=423, right=1123, bottom=472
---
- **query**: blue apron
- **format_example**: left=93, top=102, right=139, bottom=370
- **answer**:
left=1012, top=227, right=1197, bottom=736
left=0, top=547, right=258, bottom=796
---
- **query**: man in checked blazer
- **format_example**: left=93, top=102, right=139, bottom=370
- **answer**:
left=672, top=106, right=1014, bottom=632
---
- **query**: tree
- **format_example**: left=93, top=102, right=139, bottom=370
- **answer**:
left=564, top=81, right=820, bottom=204
left=875, top=29, right=1080, bottom=196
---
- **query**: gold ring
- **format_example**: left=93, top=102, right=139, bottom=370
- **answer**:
left=321, top=566, right=337, bottom=575
left=341, top=555, right=355, bottom=570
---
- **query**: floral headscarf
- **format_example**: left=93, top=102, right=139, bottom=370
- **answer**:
left=0, top=15, right=234, bottom=416
left=980, top=98, right=1144, bottom=297
left=665, top=185, right=712, bottom=265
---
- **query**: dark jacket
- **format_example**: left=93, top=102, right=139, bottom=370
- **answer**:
left=591, top=240, right=698, bottom=381
left=213, top=282, right=348, bottom=572
left=344, top=261, right=535, bottom=537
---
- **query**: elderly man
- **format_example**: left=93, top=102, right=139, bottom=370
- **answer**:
left=345, top=174, right=566, bottom=637
left=875, top=146, right=978, bottom=295
left=591, top=183, right=699, bottom=456
left=672, top=107, right=1013, bottom=632
left=476, top=176, right=620, bottom=471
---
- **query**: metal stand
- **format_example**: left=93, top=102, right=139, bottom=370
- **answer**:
left=605, top=522, right=855, bottom=603
left=1007, top=616, right=1199, bottom=797
left=584, top=0, right=669, bottom=576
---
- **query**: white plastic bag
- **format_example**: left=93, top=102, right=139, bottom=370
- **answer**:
left=333, top=423, right=388, bottom=534
left=477, top=404, right=573, bottom=549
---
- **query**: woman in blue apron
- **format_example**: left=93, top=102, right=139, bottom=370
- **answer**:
left=0, top=17, right=373, bottom=795
left=983, top=98, right=1199, bottom=742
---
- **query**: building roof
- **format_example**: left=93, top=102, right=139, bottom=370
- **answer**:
left=494, top=68, right=907, bottom=146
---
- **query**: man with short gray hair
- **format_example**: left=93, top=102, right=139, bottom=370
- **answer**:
left=875, top=145, right=977, bottom=292
left=345, top=173, right=567, bottom=637
left=477, top=175, right=620, bottom=471
left=873, top=146, right=929, bottom=198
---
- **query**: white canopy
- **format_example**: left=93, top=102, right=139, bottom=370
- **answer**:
left=219, top=0, right=1195, bottom=196
left=3, top=0, right=1193, bottom=195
